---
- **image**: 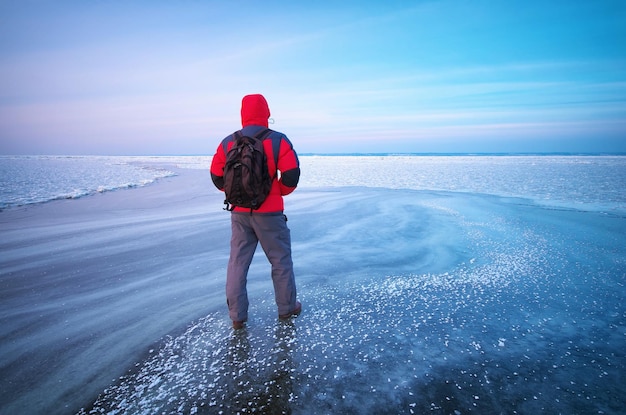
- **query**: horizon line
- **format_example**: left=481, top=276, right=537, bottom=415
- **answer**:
left=2, top=152, right=626, bottom=157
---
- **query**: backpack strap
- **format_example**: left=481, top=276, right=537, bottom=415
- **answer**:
left=255, top=128, right=272, bottom=141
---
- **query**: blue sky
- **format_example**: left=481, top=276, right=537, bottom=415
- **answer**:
left=1, top=0, right=625, bottom=155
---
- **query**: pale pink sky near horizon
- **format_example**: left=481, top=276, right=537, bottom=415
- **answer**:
left=1, top=0, right=625, bottom=155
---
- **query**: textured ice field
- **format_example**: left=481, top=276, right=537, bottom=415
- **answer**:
left=298, top=155, right=626, bottom=213
left=1, top=159, right=624, bottom=414
left=2, top=155, right=625, bottom=212
left=0, top=156, right=176, bottom=210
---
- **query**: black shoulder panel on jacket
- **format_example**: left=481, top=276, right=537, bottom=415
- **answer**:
left=211, top=172, right=224, bottom=190
left=281, top=167, right=300, bottom=188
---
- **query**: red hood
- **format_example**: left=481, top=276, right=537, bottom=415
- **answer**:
left=241, top=94, right=270, bottom=127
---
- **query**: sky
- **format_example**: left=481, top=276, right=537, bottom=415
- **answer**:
left=0, top=0, right=625, bottom=155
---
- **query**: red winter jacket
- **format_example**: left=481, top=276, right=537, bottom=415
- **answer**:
left=210, top=94, right=300, bottom=213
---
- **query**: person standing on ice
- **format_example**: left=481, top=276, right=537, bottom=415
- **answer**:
left=210, top=94, right=301, bottom=330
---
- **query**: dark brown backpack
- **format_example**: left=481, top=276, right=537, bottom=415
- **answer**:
left=222, top=129, right=277, bottom=212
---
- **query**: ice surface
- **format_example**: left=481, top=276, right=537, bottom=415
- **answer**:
left=1, top=162, right=625, bottom=414
left=0, top=156, right=176, bottom=209
left=3, top=155, right=626, bottom=212
left=297, top=155, right=626, bottom=213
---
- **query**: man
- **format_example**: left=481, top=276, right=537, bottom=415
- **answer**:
left=210, top=94, right=301, bottom=330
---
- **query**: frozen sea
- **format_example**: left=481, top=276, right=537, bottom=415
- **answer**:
left=0, top=155, right=625, bottom=414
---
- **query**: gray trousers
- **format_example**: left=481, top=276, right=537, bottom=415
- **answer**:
left=226, top=212, right=297, bottom=321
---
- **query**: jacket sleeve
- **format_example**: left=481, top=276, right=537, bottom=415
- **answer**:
left=210, top=142, right=227, bottom=191
left=276, top=136, right=300, bottom=196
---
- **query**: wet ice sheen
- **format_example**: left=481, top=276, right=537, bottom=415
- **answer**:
left=0, top=157, right=624, bottom=414
left=79, top=188, right=624, bottom=415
